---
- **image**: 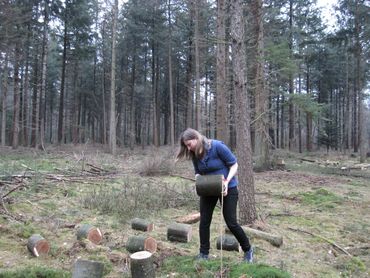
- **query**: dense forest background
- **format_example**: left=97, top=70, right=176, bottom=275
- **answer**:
left=0, top=0, right=369, bottom=164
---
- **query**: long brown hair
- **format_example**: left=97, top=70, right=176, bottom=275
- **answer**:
left=176, top=128, right=208, bottom=161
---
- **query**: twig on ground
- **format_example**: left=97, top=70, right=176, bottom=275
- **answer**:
left=288, top=227, right=352, bottom=256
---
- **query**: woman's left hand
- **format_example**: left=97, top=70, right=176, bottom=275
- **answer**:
left=222, top=178, right=229, bottom=196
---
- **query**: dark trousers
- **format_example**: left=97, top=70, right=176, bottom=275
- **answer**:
left=199, top=187, right=251, bottom=255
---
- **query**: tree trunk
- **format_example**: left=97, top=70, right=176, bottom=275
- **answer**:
left=58, top=21, right=68, bottom=144
left=288, top=0, right=294, bottom=151
left=355, top=0, right=365, bottom=162
left=193, top=0, right=201, bottom=131
left=12, top=41, right=21, bottom=149
left=306, top=66, right=313, bottom=151
left=216, top=0, right=228, bottom=144
left=168, top=0, right=175, bottom=146
left=109, top=0, right=118, bottom=155
left=1, top=51, right=8, bottom=146
left=38, top=1, right=49, bottom=149
left=251, top=0, right=270, bottom=170
left=230, top=0, right=257, bottom=225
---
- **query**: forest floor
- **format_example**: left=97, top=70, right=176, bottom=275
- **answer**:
left=0, top=144, right=369, bottom=277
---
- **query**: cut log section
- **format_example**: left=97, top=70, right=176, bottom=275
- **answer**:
left=27, top=234, right=50, bottom=257
left=131, top=218, right=154, bottom=232
left=126, top=235, right=157, bottom=253
left=226, top=226, right=283, bottom=247
left=72, top=259, right=104, bottom=278
left=167, top=223, right=192, bottom=243
left=77, top=224, right=102, bottom=245
left=175, top=212, right=200, bottom=224
left=216, top=234, right=240, bottom=252
left=195, top=174, right=223, bottom=196
left=130, top=251, right=155, bottom=278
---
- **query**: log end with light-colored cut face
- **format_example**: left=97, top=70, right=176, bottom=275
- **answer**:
left=87, top=227, right=102, bottom=245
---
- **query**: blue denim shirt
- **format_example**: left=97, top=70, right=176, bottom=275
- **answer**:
left=192, top=140, right=238, bottom=188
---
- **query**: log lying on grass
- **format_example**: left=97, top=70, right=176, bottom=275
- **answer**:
left=131, top=218, right=154, bottom=232
left=130, top=251, right=155, bottom=278
left=72, top=259, right=104, bottom=278
left=167, top=223, right=192, bottom=243
left=175, top=212, right=200, bottom=224
left=226, top=226, right=283, bottom=247
left=27, top=234, right=50, bottom=257
left=216, top=234, right=239, bottom=251
left=77, top=224, right=102, bottom=244
left=126, top=235, right=157, bottom=253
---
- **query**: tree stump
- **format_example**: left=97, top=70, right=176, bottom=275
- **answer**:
left=76, top=224, right=102, bottom=244
left=195, top=174, right=223, bottom=196
left=130, top=251, right=155, bottom=278
left=216, top=234, right=240, bottom=251
left=27, top=234, right=50, bottom=257
left=126, top=235, right=157, bottom=253
left=131, top=218, right=154, bottom=232
left=167, top=223, right=192, bottom=243
left=72, top=259, right=104, bottom=278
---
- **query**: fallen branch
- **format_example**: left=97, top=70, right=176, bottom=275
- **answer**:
left=300, top=158, right=316, bottom=163
left=340, top=164, right=370, bottom=171
left=288, top=227, right=352, bottom=256
left=170, top=174, right=195, bottom=181
left=176, top=212, right=200, bottom=224
left=226, top=226, right=283, bottom=247
left=2, top=182, right=27, bottom=198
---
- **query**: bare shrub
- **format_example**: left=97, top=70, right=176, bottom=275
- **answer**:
left=139, top=154, right=175, bottom=176
left=82, top=176, right=197, bottom=221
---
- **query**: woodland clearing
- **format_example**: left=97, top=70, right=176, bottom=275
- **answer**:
left=0, top=145, right=369, bottom=277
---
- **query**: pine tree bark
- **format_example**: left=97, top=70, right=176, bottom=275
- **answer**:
left=12, top=41, right=21, bottom=149
left=168, top=0, right=175, bottom=146
left=185, top=0, right=194, bottom=129
left=288, top=0, right=294, bottom=151
left=109, top=0, right=118, bottom=155
left=251, top=0, right=270, bottom=170
left=38, top=0, right=49, bottom=149
left=193, top=0, right=201, bottom=131
left=1, top=51, right=8, bottom=146
left=216, top=0, right=228, bottom=144
left=58, top=20, right=68, bottom=144
left=230, top=0, right=257, bottom=224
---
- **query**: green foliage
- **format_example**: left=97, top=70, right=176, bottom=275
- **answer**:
left=265, top=41, right=297, bottom=79
left=0, top=266, right=71, bottom=278
left=299, top=188, right=343, bottom=209
left=160, top=256, right=291, bottom=278
left=289, top=94, right=325, bottom=119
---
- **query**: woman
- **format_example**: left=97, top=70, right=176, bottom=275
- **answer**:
left=176, top=128, right=253, bottom=263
